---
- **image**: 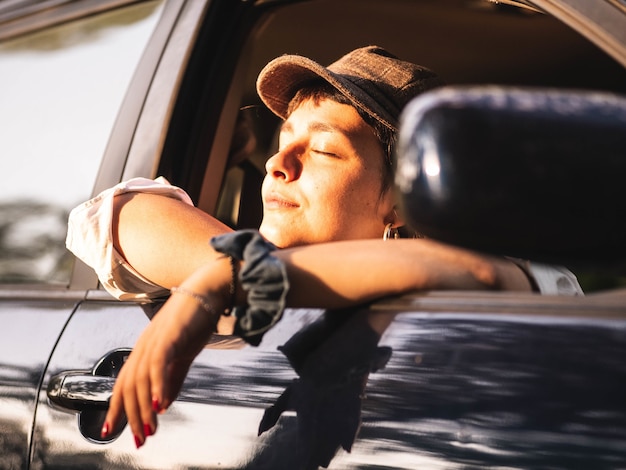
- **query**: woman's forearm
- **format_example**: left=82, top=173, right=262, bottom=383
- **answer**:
left=275, top=238, right=532, bottom=308
left=188, top=237, right=531, bottom=316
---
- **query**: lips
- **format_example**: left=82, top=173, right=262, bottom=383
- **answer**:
left=263, top=191, right=299, bottom=209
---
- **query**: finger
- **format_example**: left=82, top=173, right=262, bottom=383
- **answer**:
left=111, top=342, right=150, bottom=447
left=136, top=375, right=157, bottom=441
left=138, top=341, right=168, bottom=435
left=147, top=337, right=169, bottom=414
left=103, top=372, right=126, bottom=438
left=122, top=363, right=147, bottom=448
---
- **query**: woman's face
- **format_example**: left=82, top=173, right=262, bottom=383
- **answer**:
left=259, top=97, right=396, bottom=248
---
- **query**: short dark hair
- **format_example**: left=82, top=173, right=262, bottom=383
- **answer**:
left=287, top=80, right=395, bottom=194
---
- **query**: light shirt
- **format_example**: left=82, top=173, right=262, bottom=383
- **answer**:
left=66, top=177, right=193, bottom=300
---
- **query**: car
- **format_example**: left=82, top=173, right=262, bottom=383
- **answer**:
left=1, top=0, right=625, bottom=468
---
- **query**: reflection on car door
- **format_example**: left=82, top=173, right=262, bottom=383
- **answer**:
left=0, top=298, right=77, bottom=468
left=33, top=294, right=626, bottom=469
left=34, top=301, right=321, bottom=469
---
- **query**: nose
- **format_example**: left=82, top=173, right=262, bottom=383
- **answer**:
left=265, top=145, right=302, bottom=182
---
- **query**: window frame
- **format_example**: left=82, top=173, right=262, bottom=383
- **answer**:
left=0, top=0, right=153, bottom=41
left=529, top=0, right=626, bottom=67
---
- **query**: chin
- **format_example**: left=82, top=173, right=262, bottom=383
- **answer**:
left=259, top=226, right=313, bottom=249
left=258, top=225, right=288, bottom=248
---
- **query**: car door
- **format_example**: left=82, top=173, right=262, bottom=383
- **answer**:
left=34, top=296, right=626, bottom=469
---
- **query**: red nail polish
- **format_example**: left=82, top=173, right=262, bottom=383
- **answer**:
left=101, top=422, right=110, bottom=438
left=134, top=434, right=143, bottom=449
left=152, top=397, right=160, bottom=413
left=143, top=423, right=153, bottom=438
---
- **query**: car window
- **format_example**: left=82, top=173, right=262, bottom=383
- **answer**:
left=211, top=0, right=626, bottom=292
left=0, top=1, right=164, bottom=286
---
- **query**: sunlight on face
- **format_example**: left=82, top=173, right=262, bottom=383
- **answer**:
left=259, top=98, right=395, bottom=248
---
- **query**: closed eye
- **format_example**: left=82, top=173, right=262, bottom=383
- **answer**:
left=312, top=149, right=340, bottom=158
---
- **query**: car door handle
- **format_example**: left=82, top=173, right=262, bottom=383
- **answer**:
left=46, top=348, right=131, bottom=442
left=47, top=373, right=115, bottom=411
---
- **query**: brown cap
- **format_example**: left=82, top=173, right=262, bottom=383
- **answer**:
left=256, top=45, right=444, bottom=132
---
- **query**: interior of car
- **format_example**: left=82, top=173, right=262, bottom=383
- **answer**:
left=191, top=0, right=626, bottom=291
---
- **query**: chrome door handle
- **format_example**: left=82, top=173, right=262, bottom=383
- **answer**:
left=46, top=348, right=131, bottom=442
left=47, top=373, right=115, bottom=411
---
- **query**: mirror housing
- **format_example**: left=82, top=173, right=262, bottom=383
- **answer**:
left=395, top=86, right=626, bottom=272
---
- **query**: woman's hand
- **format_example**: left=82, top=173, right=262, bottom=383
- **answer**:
left=102, top=260, right=231, bottom=448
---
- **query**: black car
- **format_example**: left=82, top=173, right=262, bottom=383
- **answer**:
left=1, top=0, right=625, bottom=468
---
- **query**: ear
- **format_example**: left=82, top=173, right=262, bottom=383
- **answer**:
left=389, top=206, right=405, bottom=228
left=379, top=189, right=405, bottom=228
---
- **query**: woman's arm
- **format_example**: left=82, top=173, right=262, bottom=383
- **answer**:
left=102, top=233, right=531, bottom=447
left=112, top=191, right=232, bottom=288
left=277, top=238, right=531, bottom=308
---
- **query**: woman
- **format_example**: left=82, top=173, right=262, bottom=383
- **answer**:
left=67, top=46, right=581, bottom=448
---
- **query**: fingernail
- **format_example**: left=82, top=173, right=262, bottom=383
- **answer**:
left=152, top=397, right=161, bottom=413
left=143, top=423, right=153, bottom=438
left=134, top=434, right=143, bottom=449
left=100, top=422, right=110, bottom=438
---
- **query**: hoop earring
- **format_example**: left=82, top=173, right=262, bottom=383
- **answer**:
left=383, top=223, right=399, bottom=240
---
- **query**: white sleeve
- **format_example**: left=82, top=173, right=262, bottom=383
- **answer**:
left=526, top=262, right=584, bottom=296
left=66, top=177, right=194, bottom=301
left=508, top=258, right=584, bottom=296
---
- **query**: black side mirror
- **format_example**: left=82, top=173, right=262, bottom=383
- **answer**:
left=395, top=86, right=626, bottom=273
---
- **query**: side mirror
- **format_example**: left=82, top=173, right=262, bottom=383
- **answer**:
left=395, top=86, right=626, bottom=273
